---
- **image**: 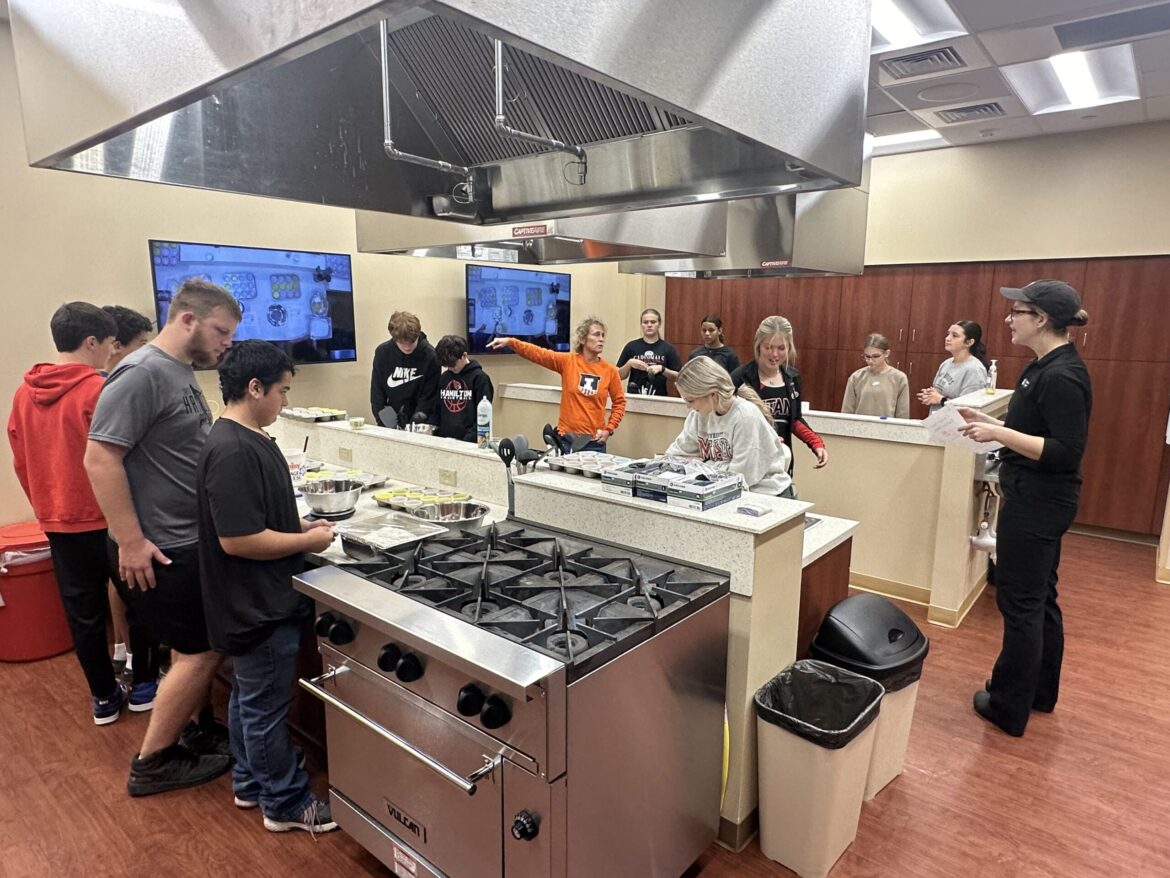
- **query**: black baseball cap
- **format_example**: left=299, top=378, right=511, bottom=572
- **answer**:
left=1000, top=279, right=1086, bottom=326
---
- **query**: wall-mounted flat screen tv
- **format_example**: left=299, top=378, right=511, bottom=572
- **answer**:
left=148, top=240, right=357, bottom=365
left=466, top=264, right=571, bottom=355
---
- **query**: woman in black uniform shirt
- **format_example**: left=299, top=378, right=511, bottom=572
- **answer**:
left=959, top=280, right=1091, bottom=737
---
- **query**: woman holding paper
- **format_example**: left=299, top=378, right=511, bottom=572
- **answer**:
left=666, top=356, right=793, bottom=497
left=958, top=280, right=1091, bottom=737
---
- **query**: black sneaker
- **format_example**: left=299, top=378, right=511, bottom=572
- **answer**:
left=127, top=744, right=231, bottom=797
left=179, top=719, right=231, bottom=758
left=92, top=682, right=128, bottom=726
left=263, top=797, right=339, bottom=835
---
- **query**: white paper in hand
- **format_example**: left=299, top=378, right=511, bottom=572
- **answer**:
left=923, top=405, right=1004, bottom=452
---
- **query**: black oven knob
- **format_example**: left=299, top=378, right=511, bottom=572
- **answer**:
left=510, top=810, right=540, bottom=841
left=395, top=653, right=424, bottom=682
left=327, top=619, right=355, bottom=646
left=377, top=644, right=402, bottom=673
left=456, top=684, right=486, bottom=717
left=480, top=695, right=511, bottom=729
left=314, top=613, right=336, bottom=637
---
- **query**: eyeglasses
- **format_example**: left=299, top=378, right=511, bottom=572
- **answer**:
left=1008, top=308, right=1038, bottom=320
left=862, top=353, right=884, bottom=360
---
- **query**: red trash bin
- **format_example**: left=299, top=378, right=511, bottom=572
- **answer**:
left=0, top=521, right=73, bottom=662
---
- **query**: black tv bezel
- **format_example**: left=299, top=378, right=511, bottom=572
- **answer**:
left=147, top=238, right=357, bottom=366
left=464, top=262, right=572, bottom=355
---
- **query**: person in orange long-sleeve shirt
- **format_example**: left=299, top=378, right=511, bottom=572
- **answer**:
left=488, top=316, right=626, bottom=451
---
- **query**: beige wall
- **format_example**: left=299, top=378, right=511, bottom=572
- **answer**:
left=0, top=23, right=649, bottom=527
left=867, top=120, right=1170, bottom=265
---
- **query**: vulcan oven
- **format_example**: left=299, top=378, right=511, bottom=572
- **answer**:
left=295, top=518, right=730, bottom=878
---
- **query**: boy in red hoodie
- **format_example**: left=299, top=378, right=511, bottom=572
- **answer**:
left=8, top=302, right=154, bottom=724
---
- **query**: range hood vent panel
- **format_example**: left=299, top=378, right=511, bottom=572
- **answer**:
left=10, top=0, right=871, bottom=224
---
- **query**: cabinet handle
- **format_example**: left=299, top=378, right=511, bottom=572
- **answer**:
left=911, top=328, right=917, bottom=342
left=908, top=361, right=913, bottom=379
left=898, top=328, right=903, bottom=342
left=1081, top=330, right=1088, bottom=349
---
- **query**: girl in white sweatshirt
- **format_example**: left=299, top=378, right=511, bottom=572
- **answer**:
left=666, top=356, right=794, bottom=497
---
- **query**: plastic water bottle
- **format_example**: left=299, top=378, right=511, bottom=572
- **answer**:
left=476, top=396, right=493, bottom=448
left=986, top=359, right=998, bottom=395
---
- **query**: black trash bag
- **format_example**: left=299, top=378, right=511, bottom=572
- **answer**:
left=754, top=659, right=884, bottom=750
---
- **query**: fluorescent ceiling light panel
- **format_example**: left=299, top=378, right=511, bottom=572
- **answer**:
left=1002, top=44, right=1139, bottom=115
left=871, top=0, right=967, bottom=54
left=872, top=129, right=944, bottom=146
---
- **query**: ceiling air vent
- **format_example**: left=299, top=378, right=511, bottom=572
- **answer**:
left=934, top=102, right=1006, bottom=124
left=880, top=46, right=967, bottom=80
left=1056, top=2, right=1170, bottom=50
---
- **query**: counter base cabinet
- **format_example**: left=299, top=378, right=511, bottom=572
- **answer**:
left=797, top=540, right=852, bottom=659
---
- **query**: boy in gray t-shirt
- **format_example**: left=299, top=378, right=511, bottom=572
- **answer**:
left=90, top=345, right=213, bottom=550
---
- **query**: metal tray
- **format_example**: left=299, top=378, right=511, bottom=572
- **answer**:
left=334, top=511, right=447, bottom=556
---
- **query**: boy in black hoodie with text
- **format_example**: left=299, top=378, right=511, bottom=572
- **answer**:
left=430, top=335, right=494, bottom=442
left=370, top=311, right=440, bottom=427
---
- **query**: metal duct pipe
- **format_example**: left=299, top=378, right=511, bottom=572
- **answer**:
left=381, top=20, right=474, bottom=184
left=493, top=40, right=587, bottom=184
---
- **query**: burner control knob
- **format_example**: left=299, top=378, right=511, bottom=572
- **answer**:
left=327, top=619, right=355, bottom=646
left=511, top=810, right=540, bottom=842
left=480, top=695, right=512, bottom=729
left=395, top=653, right=424, bottom=682
left=314, top=613, right=336, bottom=637
left=377, top=644, right=402, bottom=673
left=456, top=684, right=486, bottom=717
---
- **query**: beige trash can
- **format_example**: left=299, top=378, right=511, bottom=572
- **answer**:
left=863, top=680, right=920, bottom=800
left=754, top=660, right=884, bottom=878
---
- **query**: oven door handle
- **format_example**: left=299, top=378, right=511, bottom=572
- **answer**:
left=299, top=668, right=497, bottom=796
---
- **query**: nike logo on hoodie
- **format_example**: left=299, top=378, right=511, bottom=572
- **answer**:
left=385, top=366, right=422, bottom=389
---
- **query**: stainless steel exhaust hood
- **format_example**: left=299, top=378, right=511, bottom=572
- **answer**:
left=619, top=158, right=871, bottom=278
left=355, top=202, right=727, bottom=265
left=9, top=1, right=872, bottom=225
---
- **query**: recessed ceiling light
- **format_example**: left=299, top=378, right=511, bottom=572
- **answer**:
left=873, top=129, right=944, bottom=146
left=870, top=0, right=967, bottom=55
left=1002, top=44, right=1139, bottom=115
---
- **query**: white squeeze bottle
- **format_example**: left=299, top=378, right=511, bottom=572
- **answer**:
left=477, top=396, right=493, bottom=447
left=986, top=359, right=998, bottom=395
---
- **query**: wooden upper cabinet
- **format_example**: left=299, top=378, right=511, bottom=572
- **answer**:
left=665, top=277, right=723, bottom=344
left=988, top=260, right=1087, bottom=357
left=837, top=266, right=915, bottom=351
left=907, top=263, right=995, bottom=356
left=775, top=276, right=843, bottom=352
left=721, top=278, right=777, bottom=347
left=1079, top=257, right=1170, bottom=362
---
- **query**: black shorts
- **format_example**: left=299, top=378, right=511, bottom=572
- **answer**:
left=108, top=539, right=210, bottom=655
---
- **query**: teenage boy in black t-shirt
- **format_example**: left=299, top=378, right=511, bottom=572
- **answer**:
left=196, top=340, right=338, bottom=835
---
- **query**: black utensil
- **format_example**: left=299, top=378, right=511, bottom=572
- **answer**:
left=568, top=433, right=593, bottom=453
left=543, top=423, right=563, bottom=454
left=497, top=437, right=516, bottom=469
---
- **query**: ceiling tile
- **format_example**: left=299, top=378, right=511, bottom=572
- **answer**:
left=1133, top=32, right=1170, bottom=69
left=1033, top=97, right=1146, bottom=131
left=1144, top=94, right=1170, bottom=117
left=949, top=0, right=1150, bottom=34
left=867, top=111, right=930, bottom=137
left=884, top=67, right=1018, bottom=110
left=867, top=87, right=905, bottom=117
left=975, top=21, right=1068, bottom=65
left=1141, top=67, right=1170, bottom=95
left=938, top=115, right=1045, bottom=145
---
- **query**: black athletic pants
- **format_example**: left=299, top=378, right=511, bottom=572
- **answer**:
left=988, top=473, right=1078, bottom=735
left=45, top=530, right=158, bottom=698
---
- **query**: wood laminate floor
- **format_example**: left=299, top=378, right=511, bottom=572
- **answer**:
left=2, top=533, right=1168, bottom=878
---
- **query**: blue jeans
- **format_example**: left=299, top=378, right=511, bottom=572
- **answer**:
left=228, top=621, right=312, bottom=819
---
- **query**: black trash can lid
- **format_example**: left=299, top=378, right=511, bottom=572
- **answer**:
left=810, top=593, right=929, bottom=690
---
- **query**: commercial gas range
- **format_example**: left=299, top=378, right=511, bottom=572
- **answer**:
left=294, top=518, right=730, bottom=878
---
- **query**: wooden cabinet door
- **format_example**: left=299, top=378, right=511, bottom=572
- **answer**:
left=793, top=348, right=839, bottom=415
left=987, top=260, right=1087, bottom=357
left=665, top=277, right=723, bottom=354
left=775, top=276, right=843, bottom=353
left=721, top=278, right=777, bottom=348
left=1076, top=360, right=1170, bottom=533
left=838, top=266, right=914, bottom=351
left=1079, top=257, right=1170, bottom=362
left=908, top=262, right=995, bottom=356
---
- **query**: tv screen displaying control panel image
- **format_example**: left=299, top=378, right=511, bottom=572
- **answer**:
left=466, top=264, right=571, bottom=354
left=149, top=240, right=357, bottom=365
